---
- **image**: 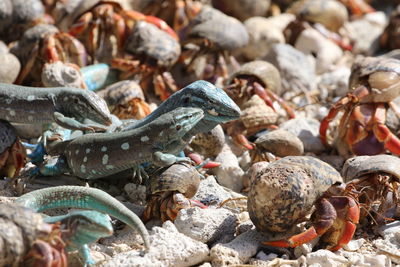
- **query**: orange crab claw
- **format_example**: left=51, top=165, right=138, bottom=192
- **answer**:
left=264, top=227, right=320, bottom=248
left=264, top=196, right=359, bottom=251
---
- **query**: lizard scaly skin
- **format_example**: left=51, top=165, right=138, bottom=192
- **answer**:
left=118, top=80, right=241, bottom=137
left=15, top=186, right=150, bottom=252
left=0, top=83, right=114, bottom=132
left=45, top=210, right=113, bottom=266
left=39, top=107, right=204, bottom=179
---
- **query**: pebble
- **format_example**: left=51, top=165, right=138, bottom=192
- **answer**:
left=212, top=144, right=244, bottom=192
left=99, top=221, right=209, bottom=267
left=193, top=175, right=245, bottom=206
left=210, top=229, right=264, bottom=266
left=280, top=117, right=325, bottom=153
left=174, top=207, right=237, bottom=244
left=239, top=14, right=295, bottom=60
left=294, top=27, right=343, bottom=74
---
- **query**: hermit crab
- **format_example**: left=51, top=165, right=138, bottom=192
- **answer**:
left=142, top=162, right=207, bottom=222
left=320, top=56, right=400, bottom=157
left=342, top=154, right=400, bottom=225
left=10, top=23, right=87, bottom=85
left=248, top=156, right=359, bottom=251
left=97, top=80, right=152, bottom=120
left=179, top=5, right=248, bottom=83
left=0, top=203, right=67, bottom=267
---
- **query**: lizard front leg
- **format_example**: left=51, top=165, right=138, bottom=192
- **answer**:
left=53, top=112, right=108, bottom=132
left=39, top=156, right=71, bottom=176
left=153, top=151, right=192, bottom=166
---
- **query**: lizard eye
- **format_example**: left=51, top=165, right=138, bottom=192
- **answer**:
left=176, top=125, right=182, bottom=131
left=183, top=97, right=190, bottom=105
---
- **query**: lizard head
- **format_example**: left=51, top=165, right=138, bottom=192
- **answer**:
left=170, top=80, right=241, bottom=123
left=61, top=210, right=114, bottom=243
left=59, top=89, right=113, bottom=126
left=167, top=107, right=204, bottom=138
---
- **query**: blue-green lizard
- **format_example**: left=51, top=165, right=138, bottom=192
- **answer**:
left=15, top=186, right=150, bottom=261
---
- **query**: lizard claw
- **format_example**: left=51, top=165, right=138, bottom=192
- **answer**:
left=132, top=164, right=149, bottom=184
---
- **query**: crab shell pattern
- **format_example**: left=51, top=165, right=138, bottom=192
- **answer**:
left=248, top=156, right=343, bottom=233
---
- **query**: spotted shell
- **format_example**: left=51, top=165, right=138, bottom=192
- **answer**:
left=190, top=125, right=225, bottom=158
left=0, top=203, right=47, bottom=266
left=148, top=162, right=201, bottom=198
left=342, top=155, right=400, bottom=183
left=349, top=57, right=400, bottom=103
left=228, top=60, right=282, bottom=95
left=0, top=120, right=17, bottom=154
left=287, top=0, right=348, bottom=32
left=248, top=156, right=342, bottom=233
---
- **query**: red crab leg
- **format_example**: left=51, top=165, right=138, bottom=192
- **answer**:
left=187, top=153, right=221, bottom=168
left=328, top=196, right=359, bottom=251
left=339, top=0, right=375, bottom=16
left=253, top=82, right=296, bottom=119
left=373, top=104, right=400, bottom=155
left=320, top=96, right=353, bottom=145
left=69, top=12, right=93, bottom=37
left=252, top=82, right=276, bottom=111
left=264, top=198, right=336, bottom=248
left=123, top=10, right=178, bottom=40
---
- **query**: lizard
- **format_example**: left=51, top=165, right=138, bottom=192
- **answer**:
left=38, top=107, right=204, bottom=180
left=118, top=80, right=241, bottom=143
left=15, top=185, right=151, bottom=258
left=44, top=210, right=113, bottom=266
left=0, top=82, right=114, bottom=132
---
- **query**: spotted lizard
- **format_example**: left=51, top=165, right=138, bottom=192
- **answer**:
left=15, top=186, right=150, bottom=263
left=38, top=107, right=204, bottom=180
left=118, top=81, right=241, bottom=144
left=0, top=83, right=114, bottom=132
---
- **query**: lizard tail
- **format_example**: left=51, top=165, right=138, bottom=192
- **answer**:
left=15, top=185, right=151, bottom=251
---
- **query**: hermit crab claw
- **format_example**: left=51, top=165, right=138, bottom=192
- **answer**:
left=264, top=196, right=360, bottom=251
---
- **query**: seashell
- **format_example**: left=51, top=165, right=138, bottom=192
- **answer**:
left=41, top=61, right=85, bottom=88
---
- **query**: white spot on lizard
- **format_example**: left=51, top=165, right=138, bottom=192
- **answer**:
left=140, top=136, right=149, bottom=142
left=121, top=142, right=129, bottom=150
left=101, top=146, right=107, bottom=152
left=80, top=165, right=86, bottom=173
left=9, top=110, right=16, bottom=116
left=83, top=156, right=87, bottom=163
left=106, top=165, right=114, bottom=170
left=86, top=148, right=91, bottom=154
left=102, top=154, right=109, bottom=165
left=27, top=95, right=35, bottom=101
